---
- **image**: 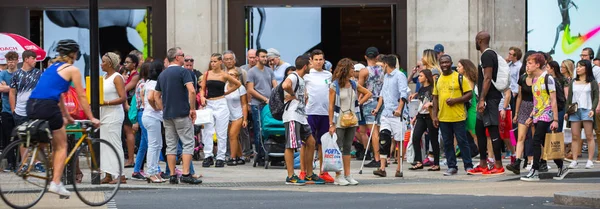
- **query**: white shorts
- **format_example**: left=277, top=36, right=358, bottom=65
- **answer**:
left=380, top=116, right=404, bottom=142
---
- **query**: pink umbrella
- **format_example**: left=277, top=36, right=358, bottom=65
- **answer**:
left=0, top=33, right=47, bottom=64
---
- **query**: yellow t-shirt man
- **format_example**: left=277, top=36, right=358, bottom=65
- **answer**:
left=433, top=71, right=472, bottom=122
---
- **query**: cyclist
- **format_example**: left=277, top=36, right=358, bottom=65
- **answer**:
left=26, top=39, right=100, bottom=197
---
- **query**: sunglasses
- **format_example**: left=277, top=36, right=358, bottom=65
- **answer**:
left=185, top=58, right=194, bottom=62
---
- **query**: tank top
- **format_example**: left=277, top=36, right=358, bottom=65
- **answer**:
left=365, top=65, right=384, bottom=99
left=206, top=80, right=226, bottom=99
left=104, top=72, right=124, bottom=104
left=29, top=62, right=71, bottom=102
left=519, top=75, right=533, bottom=102
left=125, top=70, right=138, bottom=98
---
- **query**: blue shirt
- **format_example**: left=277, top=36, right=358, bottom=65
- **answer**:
left=0, top=70, right=14, bottom=113
left=380, top=70, right=409, bottom=117
left=155, top=65, right=193, bottom=120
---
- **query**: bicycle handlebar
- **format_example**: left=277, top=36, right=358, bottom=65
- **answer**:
left=72, top=120, right=100, bottom=133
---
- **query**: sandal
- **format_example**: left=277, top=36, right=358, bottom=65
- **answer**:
left=124, top=163, right=135, bottom=168
left=101, top=174, right=112, bottom=184
left=428, top=165, right=440, bottom=171
left=109, top=175, right=127, bottom=184
left=76, top=172, right=83, bottom=183
left=408, top=162, right=423, bottom=170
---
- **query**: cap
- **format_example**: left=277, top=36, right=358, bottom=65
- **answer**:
left=365, top=47, right=379, bottom=58
left=325, top=60, right=332, bottom=71
left=354, top=63, right=365, bottom=72
left=434, top=44, right=444, bottom=53
left=267, top=48, right=280, bottom=58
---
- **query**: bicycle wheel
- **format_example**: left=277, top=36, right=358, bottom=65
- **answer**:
left=0, top=139, right=49, bottom=209
left=72, top=138, right=122, bottom=206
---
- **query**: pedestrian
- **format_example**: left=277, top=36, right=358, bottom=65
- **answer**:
left=123, top=54, right=140, bottom=168
left=506, top=61, right=535, bottom=174
left=0, top=51, right=17, bottom=153
left=358, top=47, right=385, bottom=168
left=328, top=58, right=372, bottom=185
left=131, top=62, right=150, bottom=180
left=154, top=47, right=202, bottom=184
left=267, top=48, right=291, bottom=85
left=225, top=67, right=248, bottom=165
left=144, top=60, right=166, bottom=183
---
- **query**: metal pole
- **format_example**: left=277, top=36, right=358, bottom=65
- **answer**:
left=89, top=0, right=101, bottom=185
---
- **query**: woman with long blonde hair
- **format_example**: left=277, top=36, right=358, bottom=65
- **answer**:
left=422, top=49, right=441, bottom=76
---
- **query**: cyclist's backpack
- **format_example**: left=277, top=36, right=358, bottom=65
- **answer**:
left=482, top=48, right=510, bottom=91
left=12, top=119, right=53, bottom=145
left=545, top=74, right=566, bottom=112
left=269, top=73, right=299, bottom=120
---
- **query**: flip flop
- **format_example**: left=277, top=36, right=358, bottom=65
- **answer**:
left=124, top=163, right=135, bottom=168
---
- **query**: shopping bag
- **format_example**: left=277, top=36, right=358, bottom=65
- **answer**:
left=543, top=131, right=565, bottom=160
left=128, top=96, right=138, bottom=123
left=64, top=87, right=85, bottom=120
left=509, top=128, right=517, bottom=146
left=194, top=109, right=214, bottom=125
left=563, top=128, right=572, bottom=144
left=321, top=133, right=342, bottom=172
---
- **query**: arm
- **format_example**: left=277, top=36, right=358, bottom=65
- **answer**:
left=550, top=91, right=559, bottom=130
left=148, top=90, right=159, bottom=111
left=224, top=74, right=242, bottom=96
left=502, top=89, right=511, bottom=109
left=432, top=95, right=439, bottom=128
left=356, top=85, right=372, bottom=105
left=124, top=74, right=139, bottom=92
left=592, top=81, right=599, bottom=113
left=247, top=82, right=268, bottom=103
left=271, top=79, right=278, bottom=90
left=514, top=86, right=522, bottom=123
left=110, top=75, right=127, bottom=105
left=479, top=66, right=493, bottom=103
left=328, top=88, right=336, bottom=128
left=9, top=88, right=16, bottom=113
left=186, top=83, right=197, bottom=111
left=153, top=91, right=163, bottom=111
left=358, top=68, right=368, bottom=87
left=281, top=77, right=295, bottom=100
left=241, top=94, right=249, bottom=127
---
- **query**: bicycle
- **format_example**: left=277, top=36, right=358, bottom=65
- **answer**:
left=0, top=120, right=122, bottom=209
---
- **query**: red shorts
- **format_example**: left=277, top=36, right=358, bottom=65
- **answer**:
left=485, top=110, right=513, bottom=139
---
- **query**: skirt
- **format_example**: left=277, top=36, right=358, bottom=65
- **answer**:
left=100, top=105, right=125, bottom=176
left=517, top=100, right=534, bottom=125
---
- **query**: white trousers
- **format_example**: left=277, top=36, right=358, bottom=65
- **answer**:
left=142, top=114, right=163, bottom=175
left=202, top=98, right=230, bottom=160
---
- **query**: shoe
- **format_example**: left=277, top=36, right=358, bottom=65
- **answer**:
left=236, top=157, right=245, bottom=165
left=523, top=158, right=529, bottom=169
left=180, top=175, right=203, bottom=184
left=140, top=171, right=147, bottom=177
left=443, top=168, right=458, bottom=176
left=333, top=175, right=349, bottom=186
left=585, top=160, right=594, bottom=169
left=271, top=161, right=285, bottom=166
left=146, top=175, right=163, bottom=183
left=563, top=157, right=573, bottom=162
left=364, top=160, right=380, bottom=168
left=539, top=162, right=549, bottom=172
left=169, top=175, right=179, bottom=184
left=520, top=169, right=540, bottom=182
left=226, top=159, right=237, bottom=166
left=483, top=166, right=505, bottom=175
left=109, top=175, right=127, bottom=184
left=299, top=171, right=307, bottom=180
left=373, top=168, right=387, bottom=177
left=345, top=175, right=359, bottom=185
left=215, top=160, right=225, bottom=167
left=395, top=170, right=403, bottom=177
left=202, top=157, right=214, bottom=167
left=48, top=182, right=71, bottom=197
left=505, top=159, right=522, bottom=175
left=3, top=163, right=14, bottom=172
left=285, top=175, right=306, bottom=186
left=34, top=162, right=45, bottom=173
left=554, top=166, right=570, bottom=180
left=319, top=172, right=335, bottom=183
left=305, top=173, right=325, bottom=184
left=257, top=161, right=266, bottom=167
left=131, top=172, right=146, bottom=181
left=160, top=172, right=169, bottom=180
left=510, top=156, right=516, bottom=165
left=568, top=161, right=578, bottom=169
left=467, top=166, right=487, bottom=175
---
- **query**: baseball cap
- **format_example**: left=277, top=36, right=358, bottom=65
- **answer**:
left=354, top=63, right=365, bottom=72
left=434, top=44, right=445, bottom=53
left=266, top=48, right=280, bottom=58
left=365, top=47, right=379, bottom=58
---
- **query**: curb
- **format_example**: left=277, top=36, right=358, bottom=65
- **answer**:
left=500, top=170, right=600, bottom=181
left=554, top=190, right=600, bottom=208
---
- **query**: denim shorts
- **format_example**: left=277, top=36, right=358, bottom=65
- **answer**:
left=361, top=100, right=381, bottom=125
left=569, top=108, right=594, bottom=122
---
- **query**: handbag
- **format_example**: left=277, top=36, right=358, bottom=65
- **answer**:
left=194, top=109, right=214, bottom=125
left=340, top=88, right=358, bottom=127
left=566, top=102, right=578, bottom=115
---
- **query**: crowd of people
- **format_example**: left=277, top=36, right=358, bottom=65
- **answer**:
left=1, top=29, right=600, bottom=194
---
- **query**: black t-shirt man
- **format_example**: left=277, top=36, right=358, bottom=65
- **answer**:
left=477, top=50, right=502, bottom=100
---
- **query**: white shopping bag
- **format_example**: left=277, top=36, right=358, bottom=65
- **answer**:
left=563, top=128, right=572, bottom=144
left=321, top=133, right=343, bottom=172
left=194, top=109, right=214, bottom=125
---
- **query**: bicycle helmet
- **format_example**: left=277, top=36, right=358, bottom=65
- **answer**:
left=55, top=39, right=80, bottom=55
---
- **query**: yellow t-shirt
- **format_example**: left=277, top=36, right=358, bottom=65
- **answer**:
left=432, top=71, right=472, bottom=122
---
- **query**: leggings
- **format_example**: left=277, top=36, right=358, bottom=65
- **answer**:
left=532, top=121, right=563, bottom=170
left=412, top=114, right=439, bottom=165
left=475, top=119, right=502, bottom=161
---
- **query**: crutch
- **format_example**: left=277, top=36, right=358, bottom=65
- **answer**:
left=398, top=99, right=418, bottom=177
left=358, top=121, right=377, bottom=174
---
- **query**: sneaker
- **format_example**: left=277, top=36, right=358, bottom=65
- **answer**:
left=364, top=160, right=380, bottom=168
left=226, top=158, right=237, bottom=166
left=319, top=172, right=335, bottom=183
left=48, top=182, right=71, bottom=197
left=236, top=157, right=245, bottom=165
left=305, top=173, right=325, bottom=184
left=520, top=169, right=539, bottom=182
left=180, top=175, right=202, bottom=184
left=483, top=166, right=505, bottom=175
left=443, top=168, right=458, bottom=176
left=34, top=162, right=45, bottom=173
left=131, top=172, right=146, bottom=181
left=467, top=166, right=487, bottom=175
left=553, top=167, right=570, bottom=180
left=285, top=175, right=306, bottom=186
left=585, top=160, right=594, bottom=169
left=539, top=162, right=549, bottom=172
left=3, top=163, right=14, bottom=172
left=202, top=157, right=214, bottom=167
left=505, top=159, right=522, bottom=175
left=169, top=175, right=179, bottom=184
left=334, top=175, right=350, bottom=186
left=373, top=168, right=387, bottom=177
left=568, top=161, right=578, bottom=169
left=299, top=171, right=307, bottom=180
left=345, top=175, right=359, bottom=185
left=215, top=160, right=225, bottom=167
left=140, top=171, right=147, bottom=177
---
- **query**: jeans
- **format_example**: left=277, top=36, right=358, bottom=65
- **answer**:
left=532, top=121, right=563, bottom=170
left=142, top=114, right=162, bottom=175
left=439, top=121, right=473, bottom=170
left=134, top=110, right=148, bottom=173
left=251, top=104, right=266, bottom=160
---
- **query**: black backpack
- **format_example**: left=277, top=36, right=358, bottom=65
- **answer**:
left=269, top=74, right=299, bottom=120
left=544, top=74, right=566, bottom=112
left=12, top=119, right=53, bottom=145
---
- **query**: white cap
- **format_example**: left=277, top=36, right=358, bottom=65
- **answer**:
left=354, top=63, right=365, bottom=72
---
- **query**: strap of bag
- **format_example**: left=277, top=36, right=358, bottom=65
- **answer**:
left=284, top=73, right=300, bottom=111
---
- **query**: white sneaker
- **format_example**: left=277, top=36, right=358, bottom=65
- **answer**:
left=48, top=182, right=71, bottom=197
left=568, top=161, right=578, bottom=169
left=345, top=175, right=359, bottom=185
left=585, top=160, right=594, bottom=169
left=334, top=175, right=349, bottom=186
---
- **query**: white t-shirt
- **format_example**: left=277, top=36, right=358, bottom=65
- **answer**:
left=225, top=84, right=247, bottom=120
left=283, top=72, right=308, bottom=124
left=593, top=66, right=600, bottom=84
left=143, top=80, right=163, bottom=120
left=303, top=69, right=332, bottom=116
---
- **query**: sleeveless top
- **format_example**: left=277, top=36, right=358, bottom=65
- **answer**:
left=29, top=62, right=71, bottom=102
left=206, top=80, right=226, bottom=99
left=104, top=72, right=124, bottom=104
left=365, top=65, right=384, bottom=99
left=125, top=70, right=138, bottom=98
